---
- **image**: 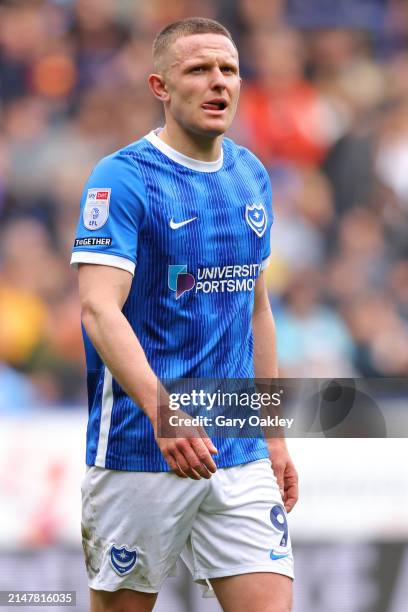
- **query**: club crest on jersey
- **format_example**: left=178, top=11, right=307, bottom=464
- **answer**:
left=109, top=545, right=137, bottom=575
left=83, top=188, right=111, bottom=230
left=245, top=203, right=267, bottom=237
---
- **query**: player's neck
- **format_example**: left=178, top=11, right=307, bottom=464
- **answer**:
left=158, top=125, right=222, bottom=162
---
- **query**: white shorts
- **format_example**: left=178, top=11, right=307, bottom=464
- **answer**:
left=81, top=458, right=294, bottom=595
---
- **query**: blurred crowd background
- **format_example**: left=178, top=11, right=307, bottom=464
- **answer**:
left=1, top=0, right=408, bottom=410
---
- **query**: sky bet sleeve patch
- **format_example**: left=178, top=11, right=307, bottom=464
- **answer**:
left=83, top=188, right=111, bottom=230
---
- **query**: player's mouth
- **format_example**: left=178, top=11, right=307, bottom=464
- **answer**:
left=201, top=99, right=228, bottom=115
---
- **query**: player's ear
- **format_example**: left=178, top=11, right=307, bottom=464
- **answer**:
left=148, top=74, right=170, bottom=102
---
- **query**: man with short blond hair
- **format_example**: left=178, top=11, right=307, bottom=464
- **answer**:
left=72, top=17, right=298, bottom=612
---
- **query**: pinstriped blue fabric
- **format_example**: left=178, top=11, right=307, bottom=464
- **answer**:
left=73, top=131, right=273, bottom=471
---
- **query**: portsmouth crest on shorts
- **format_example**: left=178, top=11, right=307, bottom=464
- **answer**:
left=83, top=188, right=111, bottom=230
left=109, top=545, right=138, bottom=575
left=245, top=203, right=267, bottom=237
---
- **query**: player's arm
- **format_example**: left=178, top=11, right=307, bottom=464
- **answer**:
left=252, top=271, right=298, bottom=512
left=78, top=262, right=217, bottom=480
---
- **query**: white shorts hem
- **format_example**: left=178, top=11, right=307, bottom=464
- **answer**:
left=194, top=564, right=294, bottom=582
left=89, top=580, right=160, bottom=594
left=193, top=565, right=294, bottom=598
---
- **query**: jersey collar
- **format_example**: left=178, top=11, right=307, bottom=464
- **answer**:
left=145, top=129, right=223, bottom=173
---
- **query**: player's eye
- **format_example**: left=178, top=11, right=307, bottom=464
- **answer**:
left=221, top=66, right=237, bottom=74
left=190, top=66, right=206, bottom=73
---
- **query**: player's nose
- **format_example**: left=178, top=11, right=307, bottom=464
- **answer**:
left=209, top=66, right=227, bottom=89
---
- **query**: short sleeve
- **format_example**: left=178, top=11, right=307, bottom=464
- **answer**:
left=261, top=169, right=273, bottom=271
left=70, top=153, right=147, bottom=276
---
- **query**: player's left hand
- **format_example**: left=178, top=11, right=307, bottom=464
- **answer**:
left=267, top=438, right=298, bottom=513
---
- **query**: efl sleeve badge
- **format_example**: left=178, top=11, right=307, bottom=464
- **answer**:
left=83, top=188, right=111, bottom=230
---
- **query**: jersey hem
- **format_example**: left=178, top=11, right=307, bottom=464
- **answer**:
left=88, top=448, right=269, bottom=472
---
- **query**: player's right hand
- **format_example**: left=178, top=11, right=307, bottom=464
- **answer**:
left=153, top=410, right=218, bottom=480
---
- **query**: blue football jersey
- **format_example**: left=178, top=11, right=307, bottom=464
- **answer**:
left=71, top=129, right=273, bottom=471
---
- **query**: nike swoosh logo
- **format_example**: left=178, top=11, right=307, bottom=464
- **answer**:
left=169, top=217, right=197, bottom=230
left=270, top=550, right=290, bottom=561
